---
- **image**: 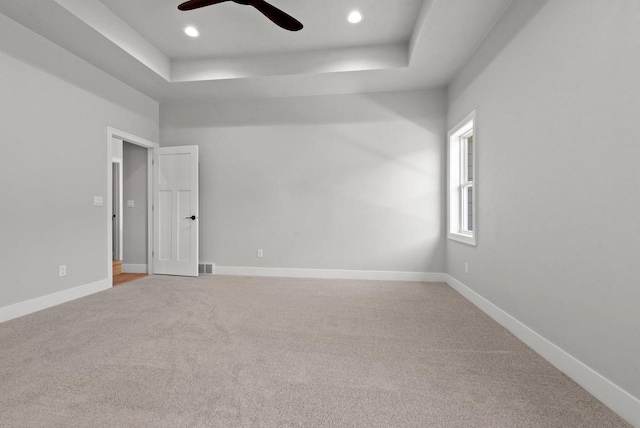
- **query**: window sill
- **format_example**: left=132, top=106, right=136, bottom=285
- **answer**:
left=448, top=232, right=477, bottom=247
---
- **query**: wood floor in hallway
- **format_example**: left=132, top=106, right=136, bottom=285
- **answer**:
left=113, top=272, right=148, bottom=286
left=112, top=260, right=147, bottom=286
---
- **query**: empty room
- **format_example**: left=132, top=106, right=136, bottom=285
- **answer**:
left=0, top=0, right=638, bottom=426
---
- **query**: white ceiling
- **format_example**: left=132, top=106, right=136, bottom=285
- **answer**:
left=100, top=0, right=423, bottom=59
left=0, top=0, right=515, bottom=102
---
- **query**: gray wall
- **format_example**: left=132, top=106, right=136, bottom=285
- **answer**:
left=447, top=0, right=640, bottom=400
left=0, top=16, right=158, bottom=308
left=161, top=90, right=446, bottom=272
left=122, top=142, right=148, bottom=266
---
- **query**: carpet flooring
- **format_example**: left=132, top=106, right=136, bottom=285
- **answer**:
left=0, top=275, right=631, bottom=427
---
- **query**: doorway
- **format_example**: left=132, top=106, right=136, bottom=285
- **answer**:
left=115, top=142, right=150, bottom=285
left=106, top=128, right=158, bottom=287
left=106, top=128, right=200, bottom=284
left=112, top=160, right=123, bottom=280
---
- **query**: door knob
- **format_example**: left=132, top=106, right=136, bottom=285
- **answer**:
left=185, top=215, right=197, bottom=220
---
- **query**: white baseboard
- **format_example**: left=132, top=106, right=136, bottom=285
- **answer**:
left=445, top=274, right=640, bottom=427
left=0, top=279, right=110, bottom=323
left=215, top=266, right=446, bottom=282
left=121, top=264, right=148, bottom=274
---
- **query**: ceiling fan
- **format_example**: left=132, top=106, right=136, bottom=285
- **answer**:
left=178, top=0, right=303, bottom=32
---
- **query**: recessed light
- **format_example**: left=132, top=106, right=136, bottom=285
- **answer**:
left=184, top=26, right=199, bottom=37
left=348, top=11, right=362, bottom=24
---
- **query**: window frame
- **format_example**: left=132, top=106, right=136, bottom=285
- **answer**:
left=447, top=111, right=477, bottom=246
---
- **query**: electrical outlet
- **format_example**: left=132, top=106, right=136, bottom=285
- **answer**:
left=464, top=262, right=469, bottom=274
left=257, top=249, right=263, bottom=258
left=59, top=265, right=67, bottom=277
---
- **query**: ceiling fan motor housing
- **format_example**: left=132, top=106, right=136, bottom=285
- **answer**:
left=178, top=0, right=303, bottom=32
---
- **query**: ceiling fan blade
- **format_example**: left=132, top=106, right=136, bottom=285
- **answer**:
left=178, top=0, right=230, bottom=11
left=251, top=0, right=303, bottom=31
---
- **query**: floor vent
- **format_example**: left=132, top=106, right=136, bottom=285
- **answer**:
left=199, top=263, right=214, bottom=275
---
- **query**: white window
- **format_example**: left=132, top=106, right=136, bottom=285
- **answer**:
left=448, top=111, right=477, bottom=246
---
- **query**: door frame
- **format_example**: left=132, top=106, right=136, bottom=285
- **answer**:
left=112, top=160, right=123, bottom=261
left=106, top=127, right=159, bottom=287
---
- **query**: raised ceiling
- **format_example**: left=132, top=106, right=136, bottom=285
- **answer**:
left=100, top=0, right=424, bottom=59
left=0, top=0, right=515, bottom=101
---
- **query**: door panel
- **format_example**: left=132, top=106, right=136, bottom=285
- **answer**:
left=178, top=190, right=192, bottom=261
left=153, top=146, right=199, bottom=276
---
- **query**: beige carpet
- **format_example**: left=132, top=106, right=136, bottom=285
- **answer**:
left=0, top=275, right=630, bottom=427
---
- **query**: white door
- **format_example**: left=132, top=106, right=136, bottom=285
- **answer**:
left=153, top=146, right=199, bottom=276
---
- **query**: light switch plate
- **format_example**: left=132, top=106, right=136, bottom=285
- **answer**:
left=127, top=200, right=135, bottom=208
left=94, top=196, right=103, bottom=206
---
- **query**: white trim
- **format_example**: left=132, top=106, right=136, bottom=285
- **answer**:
left=0, top=280, right=109, bottom=323
left=147, top=148, right=153, bottom=275
left=215, top=266, right=446, bottom=282
left=121, top=264, right=148, bottom=274
left=108, top=128, right=157, bottom=149
left=448, top=110, right=477, bottom=247
left=106, top=127, right=159, bottom=286
left=448, top=231, right=476, bottom=246
left=445, top=274, right=640, bottom=427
